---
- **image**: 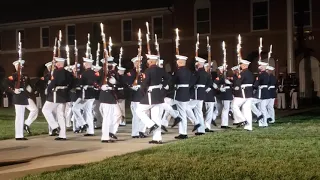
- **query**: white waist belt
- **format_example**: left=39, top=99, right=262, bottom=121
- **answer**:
left=195, top=84, right=205, bottom=88
left=194, top=84, right=205, bottom=100
left=224, top=86, right=231, bottom=89
left=268, top=86, right=275, bottom=89
left=82, top=85, right=94, bottom=100
left=241, top=84, right=252, bottom=98
left=259, top=85, right=268, bottom=89
left=147, top=84, right=162, bottom=105
left=53, top=86, right=68, bottom=103
left=133, top=85, right=141, bottom=88
left=76, top=87, right=81, bottom=90
left=176, top=84, right=189, bottom=88
left=118, top=88, right=124, bottom=90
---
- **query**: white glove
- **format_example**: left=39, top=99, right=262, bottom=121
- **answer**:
left=220, top=87, right=226, bottom=92
left=45, top=89, right=48, bottom=95
left=101, top=85, right=108, bottom=91
left=14, top=89, right=21, bottom=94
left=234, top=86, right=240, bottom=90
left=205, top=88, right=211, bottom=93
left=48, top=80, right=51, bottom=84
left=225, top=79, right=232, bottom=84
left=34, top=91, right=38, bottom=94
left=131, top=86, right=139, bottom=91
left=83, top=85, right=88, bottom=90
left=164, top=85, right=169, bottom=90
left=26, top=85, right=32, bottom=93
left=109, top=77, right=116, bottom=85
left=213, top=83, right=218, bottom=89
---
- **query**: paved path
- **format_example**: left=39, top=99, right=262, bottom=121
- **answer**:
left=0, top=107, right=317, bottom=180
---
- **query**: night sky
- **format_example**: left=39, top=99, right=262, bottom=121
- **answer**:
left=0, top=0, right=173, bottom=23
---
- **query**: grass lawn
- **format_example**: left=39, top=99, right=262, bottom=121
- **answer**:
left=21, top=110, right=320, bottom=180
left=0, top=107, right=48, bottom=140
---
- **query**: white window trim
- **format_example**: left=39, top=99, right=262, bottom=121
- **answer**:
left=65, top=24, right=76, bottom=46
left=121, top=19, right=132, bottom=42
left=194, top=0, right=211, bottom=36
left=251, top=0, right=270, bottom=32
left=293, top=0, right=312, bottom=28
left=152, top=15, right=164, bottom=40
left=16, top=28, right=25, bottom=49
left=40, top=26, right=50, bottom=48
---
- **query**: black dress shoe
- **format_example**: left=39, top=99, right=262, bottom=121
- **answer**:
left=174, top=134, right=188, bottom=139
left=139, top=132, right=147, bottom=138
left=101, top=140, right=115, bottom=143
left=80, top=124, right=88, bottom=132
left=192, top=124, right=201, bottom=132
left=94, top=126, right=102, bottom=129
left=233, top=123, right=239, bottom=125
left=255, top=115, right=264, bottom=123
left=52, top=128, right=60, bottom=136
left=149, top=140, right=163, bottom=144
left=228, top=111, right=234, bottom=120
left=161, top=125, right=168, bottom=132
left=221, top=126, right=231, bottom=129
left=109, top=133, right=118, bottom=140
left=148, top=124, right=159, bottom=134
left=267, top=118, right=272, bottom=123
left=171, top=117, right=182, bottom=128
left=49, top=134, right=58, bottom=136
left=205, top=128, right=214, bottom=132
left=237, top=121, right=248, bottom=127
left=54, top=137, right=66, bottom=141
left=74, top=130, right=80, bottom=133
left=84, top=134, right=95, bottom=136
left=16, top=137, right=28, bottom=141
left=211, top=121, right=217, bottom=126
left=195, top=132, right=205, bottom=136
left=24, top=124, right=31, bottom=134
left=132, top=136, right=139, bottom=138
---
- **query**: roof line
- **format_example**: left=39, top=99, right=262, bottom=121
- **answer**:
left=0, top=7, right=173, bottom=30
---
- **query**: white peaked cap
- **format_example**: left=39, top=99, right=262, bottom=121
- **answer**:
left=240, top=59, right=251, bottom=65
left=217, top=66, right=224, bottom=70
left=266, top=66, right=275, bottom=70
left=93, top=65, right=102, bottom=71
left=204, top=63, right=209, bottom=67
left=258, top=61, right=268, bottom=66
left=131, top=56, right=139, bottom=62
left=13, top=60, right=25, bottom=66
left=107, top=56, right=114, bottom=62
left=195, top=57, right=206, bottom=63
left=146, top=54, right=159, bottom=60
left=159, top=59, right=164, bottom=64
left=176, top=55, right=188, bottom=60
left=83, top=57, right=94, bottom=63
left=45, top=62, right=52, bottom=67
left=118, top=66, right=126, bottom=71
left=54, top=57, right=66, bottom=62
left=231, top=65, right=239, bottom=71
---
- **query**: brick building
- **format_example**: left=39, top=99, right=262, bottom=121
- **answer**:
left=0, top=0, right=319, bottom=96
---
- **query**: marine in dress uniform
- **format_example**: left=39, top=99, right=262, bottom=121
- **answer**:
left=215, top=65, right=233, bottom=129
left=254, top=61, right=270, bottom=127
left=266, top=65, right=276, bottom=123
left=289, top=72, right=299, bottom=109
left=92, top=63, right=103, bottom=129
left=136, top=54, right=169, bottom=144
left=99, top=59, right=120, bottom=143
left=277, top=73, right=286, bottom=109
left=69, top=64, right=82, bottom=133
left=251, top=72, right=264, bottom=123
left=42, top=57, right=73, bottom=140
left=8, top=60, right=39, bottom=140
left=116, top=65, right=127, bottom=126
left=71, top=57, right=100, bottom=136
left=232, top=60, right=254, bottom=131
left=230, top=65, right=240, bottom=124
left=157, top=59, right=180, bottom=133
left=188, top=57, right=209, bottom=135
left=64, top=65, right=74, bottom=129
left=129, top=57, right=147, bottom=138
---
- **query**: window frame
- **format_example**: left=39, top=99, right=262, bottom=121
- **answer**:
left=121, top=19, right=133, bottom=42
left=40, top=26, right=50, bottom=48
left=152, top=15, right=164, bottom=40
left=194, top=0, right=211, bottom=36
left=293, top=0, right=312, bottom=28
left=251, top=0, right=270, bottom=32
left=65, top=24, right=76, bottom=46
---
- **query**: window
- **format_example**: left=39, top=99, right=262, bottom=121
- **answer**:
left=40, top=27, right=49, bottom=48
left=294, top=0, right=311, bottom=27
left=16, top=29, right=25, bottom=48
left=66, top=25, right=76, bottom=45
left=0, top=32, right=2, bottom=50
left=251, top=0, right=269, bottom=31
left=122, top=19, right=132, bottom=42
left=152, top=16, right=163, bottom=39
left=194, top=0, right=211, bottom=35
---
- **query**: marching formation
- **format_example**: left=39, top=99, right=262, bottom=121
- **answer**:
left=7, top=22, right=279, bottom=144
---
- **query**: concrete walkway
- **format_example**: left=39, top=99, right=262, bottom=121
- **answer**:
left=0, top=107, right=317, bottom=180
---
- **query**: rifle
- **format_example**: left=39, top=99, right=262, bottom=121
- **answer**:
left=222, top=41, right=227, bottom=79
left=58, top=30, right=62, bottom=58
left=195, top=33, right=199, bottom=57
left=74, top=40, right=79, bottom=78
left=133, top=29, right=142, bottom=86
left=49, top=37, right=57, bottom=77
left=236, top=34, right=242, bottom=74
left=100, top=23, right=109, bottom=85
left=175, top=28, right=179, bottom=55
left=96, top=42, right=100, bottom=66
left=207, top=36, right=211, bottom=73
left=15, top=32, right=22, bottom=89
left=146, top=22, right=151, bottom=55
